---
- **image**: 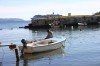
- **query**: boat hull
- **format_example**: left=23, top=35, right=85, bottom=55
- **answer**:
left=19, top=37, right=66, bottom=53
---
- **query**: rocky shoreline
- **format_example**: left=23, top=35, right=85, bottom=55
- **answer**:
left=25, top=15, right=100, bottom=29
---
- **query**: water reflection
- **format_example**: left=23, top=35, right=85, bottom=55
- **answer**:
left=19, top=47, right=64, bottom=66
left=16, top=61, right=19, bottom=66
left=0, top=62, right=2, bottom=66
left=20, top=47, right=64, bottom=60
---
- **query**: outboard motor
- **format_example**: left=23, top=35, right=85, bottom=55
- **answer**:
left=21, top=39, right=27, bottom=54
left=21, top=39, right=27, bottom=48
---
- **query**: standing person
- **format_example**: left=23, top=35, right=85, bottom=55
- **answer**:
left=45, top=29, right=53, bottom=39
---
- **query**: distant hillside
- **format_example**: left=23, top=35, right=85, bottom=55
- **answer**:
left=0, top=18, right=29, bottom=22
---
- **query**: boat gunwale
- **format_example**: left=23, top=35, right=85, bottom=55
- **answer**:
left=26, top=40, right=63, bottom=47
left=26, top=37, right=66, bottom=47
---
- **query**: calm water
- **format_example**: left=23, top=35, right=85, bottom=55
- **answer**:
left=0, top=22, right=100, bottom=66
left=0, top=21, right=31, bottom=29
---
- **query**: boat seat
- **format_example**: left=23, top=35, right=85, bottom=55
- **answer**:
left=38, top=40, right=56, bottom=45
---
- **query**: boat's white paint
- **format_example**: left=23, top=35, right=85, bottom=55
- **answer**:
left=19, top=36, right=66, bottom=53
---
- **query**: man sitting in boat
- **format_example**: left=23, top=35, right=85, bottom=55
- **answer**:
left=45, top=30, right=53, bottom=39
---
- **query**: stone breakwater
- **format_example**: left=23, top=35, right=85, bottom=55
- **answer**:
left=25, top=15, right=100, bottom=29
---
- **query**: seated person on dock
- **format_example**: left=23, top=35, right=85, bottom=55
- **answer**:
left=45, top=30, right=53, bottom=39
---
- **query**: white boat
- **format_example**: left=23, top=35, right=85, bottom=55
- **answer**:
left=19, top=36, right=66, bottom=53
left=78, top=23, right=87, bottom=26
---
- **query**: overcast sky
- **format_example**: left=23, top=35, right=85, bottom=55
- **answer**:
left=0, top=0, right=100, bottom=20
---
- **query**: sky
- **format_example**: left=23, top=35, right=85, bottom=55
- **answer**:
left=0, top=0, right=100, bottom=20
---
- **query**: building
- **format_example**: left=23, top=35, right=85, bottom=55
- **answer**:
left=31, top=13, right=62, bottom=19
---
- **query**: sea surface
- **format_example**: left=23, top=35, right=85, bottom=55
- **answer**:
left=0, top=21, right=100, bottom=66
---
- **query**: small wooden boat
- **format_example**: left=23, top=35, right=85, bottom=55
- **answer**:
left=19, top=36, right=66, bottom=53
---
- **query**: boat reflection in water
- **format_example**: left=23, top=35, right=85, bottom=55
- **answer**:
left=20, top=47, right=64, bottom=60
left=19, top=47, right=65, bottom=66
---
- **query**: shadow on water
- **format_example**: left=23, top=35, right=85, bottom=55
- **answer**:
left=17, top=47, right=64, bottom=66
